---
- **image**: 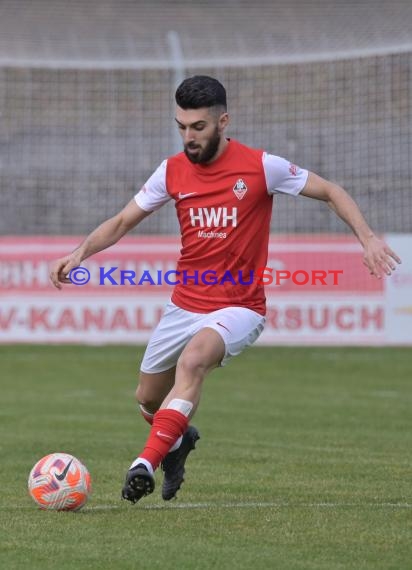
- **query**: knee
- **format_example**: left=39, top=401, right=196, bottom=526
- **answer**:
left=135, top=385, right=154, bottom=408
left=135, top=371, right=150, bottom=405
left=135, top=384, right=155, bottom=411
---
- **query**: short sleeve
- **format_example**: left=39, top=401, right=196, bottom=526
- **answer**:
left=134, top=160, right=171, bottom=212
left=262, top=153, right=309, bottom=196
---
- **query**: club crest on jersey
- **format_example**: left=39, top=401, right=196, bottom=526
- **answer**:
left=233, top=178, right=248, bottom=200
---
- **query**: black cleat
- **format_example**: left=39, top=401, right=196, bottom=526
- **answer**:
left=161, top=426, right=200, bottom=501
left=121, top=464, right=155, bottom=504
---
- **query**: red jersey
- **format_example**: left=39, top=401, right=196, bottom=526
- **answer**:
left=135, top=139, right=308, bottom=315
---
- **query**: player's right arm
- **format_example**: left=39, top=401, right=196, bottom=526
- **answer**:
left=49, top=199, right=151, bottom=289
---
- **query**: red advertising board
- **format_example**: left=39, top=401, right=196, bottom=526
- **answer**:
left=0, top=235, right=386, bottom=344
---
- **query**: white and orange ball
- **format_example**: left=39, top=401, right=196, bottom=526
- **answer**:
left=28, top=453, right=91, bottom=511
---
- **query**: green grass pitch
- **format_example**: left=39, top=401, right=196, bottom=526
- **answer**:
left=1, top=345, right=412, bottom=569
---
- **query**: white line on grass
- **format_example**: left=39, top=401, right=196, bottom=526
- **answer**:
left=83, top=501, right=412, bottom=512
left=7, top=501, right=412, bottom=512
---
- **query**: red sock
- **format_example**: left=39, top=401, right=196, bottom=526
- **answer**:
left=139, top=409, right=188, bottom=470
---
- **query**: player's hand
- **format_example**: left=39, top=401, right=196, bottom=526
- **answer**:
left=49, top=253, right=83, bottom=289
left=362, top=236, right=401, bottom=279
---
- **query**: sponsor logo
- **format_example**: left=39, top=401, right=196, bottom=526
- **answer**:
left=198, top=230, right=227, bottom=239
left=189, top=207, right=237, bottom=228
left=233, top=179, right=248, bottom=200
left=289, top=163, right=298, bottom=176
left=55, top=458, right=74, bottom=481
left=216, top=321, right=231, bottom=332
left=156, top=431, right=174, bottom=441
left=178, top=192, right=198, bottom=200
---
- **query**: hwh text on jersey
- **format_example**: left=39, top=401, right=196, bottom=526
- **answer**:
left=189, top=207, right=237, bottom=227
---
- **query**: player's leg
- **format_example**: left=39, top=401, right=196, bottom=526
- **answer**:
left=122, top=302, right=199, bottom=503
left=135, top=366, right=200, bottom=498
left=155, top=307, right=266, bottom=501
left=122, top=366, right=179, bottom=504
left=132, top=301, right=191, bottom=424
left=159, top=328, right=224, bottom=499
left=136, top=368, right=197, bottom=456
left=122, top=305, right=265, bottom=504
left=122, top=328, right=223, bottom=504
left=140, top=327, right=225, bottom=465
left=128, top=366, right=200, bottom=503
left=161, top=327, right=224, bottom=413
left=120, top=370, right=175, bottom=504
left=136, top=368, right=176, bottom=422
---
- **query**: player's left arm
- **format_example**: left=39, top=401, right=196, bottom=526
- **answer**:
left=300, top=171, right=401, bottom=278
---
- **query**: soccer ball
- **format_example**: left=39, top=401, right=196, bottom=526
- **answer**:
left=28, top=452, right=91, bottom=511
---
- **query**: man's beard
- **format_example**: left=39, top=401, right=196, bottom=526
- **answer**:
left=184, top=128, right=221, bottom=164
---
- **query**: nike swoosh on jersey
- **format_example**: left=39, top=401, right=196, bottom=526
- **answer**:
left=55, top=458, right=74, bottom=481
left=178, top=192, right=198, bottom=199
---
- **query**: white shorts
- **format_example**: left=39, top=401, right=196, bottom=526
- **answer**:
left=140, top=301, right=265, bottom=374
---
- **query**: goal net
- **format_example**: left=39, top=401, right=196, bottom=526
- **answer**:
left=1, top=1, right=411, bottom=237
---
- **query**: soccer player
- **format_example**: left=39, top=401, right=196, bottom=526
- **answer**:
left=49, top=75, right=401, bottom=504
